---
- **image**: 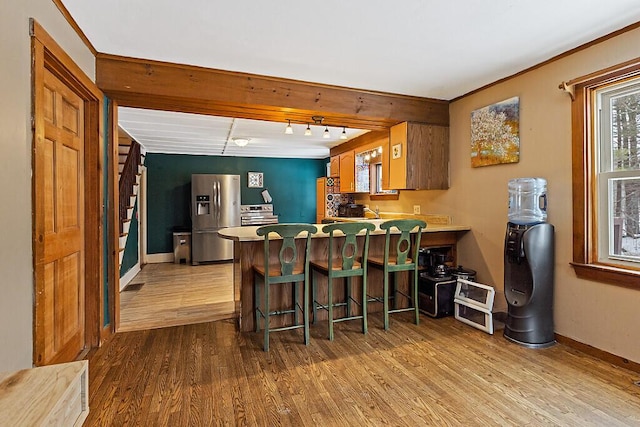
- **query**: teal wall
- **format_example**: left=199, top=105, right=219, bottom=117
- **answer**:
left=145, top=153, right=326, bottom=254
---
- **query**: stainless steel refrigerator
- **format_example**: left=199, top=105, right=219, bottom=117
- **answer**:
left=191, top=174, right=241, bottom=263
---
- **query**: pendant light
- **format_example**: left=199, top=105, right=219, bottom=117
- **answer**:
left=284, top=119, right=293, bottom=134
left=323, top=125, right=330, bottom=139
left=340, top=126, right=347, bottom=140
left=304, top=123, right=312, bottom=136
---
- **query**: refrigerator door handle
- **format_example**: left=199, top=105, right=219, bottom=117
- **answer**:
left=212, top=181, right=218, bottom=226
left=216, top=181, right=221, bottom=223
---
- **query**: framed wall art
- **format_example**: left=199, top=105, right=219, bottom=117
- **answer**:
left=247, top=171, right=263, bottom=188
left=392, top=143, right=402, bottom=159
left=470, top=96, right=520, bottom=167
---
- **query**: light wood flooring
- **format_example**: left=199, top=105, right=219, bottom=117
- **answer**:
left=119, top=262, right=235, bottom=332
left=86, top=313, right=640, bottom=426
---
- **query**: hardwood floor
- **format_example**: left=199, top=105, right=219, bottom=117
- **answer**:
left=119, top=262, right=235, bottom=332
left=86, top=314, right=640, bottom=426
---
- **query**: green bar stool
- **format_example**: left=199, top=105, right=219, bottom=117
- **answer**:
left=310, top=222, right=376, bottom=341
left=253, top=223, right=317, bottom=351
left=367, top=219, right=426, bottom=330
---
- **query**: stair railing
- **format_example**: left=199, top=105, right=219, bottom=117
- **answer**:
left=119, top=140, right=141, bottom=234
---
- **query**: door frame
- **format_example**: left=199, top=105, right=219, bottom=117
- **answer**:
left=31, top=20, right=107, bottom=364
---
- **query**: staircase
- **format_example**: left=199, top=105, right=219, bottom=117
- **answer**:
left=118, top=131, right=143, bottom=270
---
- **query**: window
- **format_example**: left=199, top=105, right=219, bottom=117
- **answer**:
left=596, top=81, right=640, bottom=265
left=571, top=62, right=640, bottom=287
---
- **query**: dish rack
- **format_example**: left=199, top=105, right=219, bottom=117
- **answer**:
left=454, top=279, right=496, bottom=334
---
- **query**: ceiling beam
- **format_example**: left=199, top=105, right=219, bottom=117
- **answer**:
left=96, top=54, right=449, bottom=132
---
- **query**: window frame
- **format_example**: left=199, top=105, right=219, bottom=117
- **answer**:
left=571, top=62, right=640, bottom=288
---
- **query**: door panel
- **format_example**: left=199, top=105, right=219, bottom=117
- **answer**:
left=34, top=68, right=85, bottom=365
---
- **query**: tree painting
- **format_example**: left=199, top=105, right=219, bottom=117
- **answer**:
left=471, top=97, right=520, bottom=167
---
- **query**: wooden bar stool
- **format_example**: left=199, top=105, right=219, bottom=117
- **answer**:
left=368, top=219, right=426, bottom=330
left=253, top=223, right=317, bottom=351
left=310, top=222, right=376, bottom=341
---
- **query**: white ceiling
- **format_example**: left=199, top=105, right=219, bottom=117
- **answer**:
left=62, top=0, right=640, bottom=158
left=118, top=107, right=369, bottom=158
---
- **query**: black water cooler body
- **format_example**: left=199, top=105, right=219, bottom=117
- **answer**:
left=504, top=222, right=555, bottom=348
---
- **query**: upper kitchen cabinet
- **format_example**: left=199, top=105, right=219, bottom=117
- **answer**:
left=386, top=122, right=449, bottom=190
left=339, top=150, right=355, bottom=192
left=329, top=156, right=340, bottom=177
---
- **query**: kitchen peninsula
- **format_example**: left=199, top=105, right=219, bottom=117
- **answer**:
left=219, top=218, right=470, bottom=332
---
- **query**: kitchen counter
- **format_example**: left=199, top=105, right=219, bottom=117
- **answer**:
left=219, top=222, right=470, bottom=332
left=218, top=221, right=470, bottom=242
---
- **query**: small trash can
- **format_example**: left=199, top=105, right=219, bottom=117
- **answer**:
left=173, top=232, right=191, bottom=264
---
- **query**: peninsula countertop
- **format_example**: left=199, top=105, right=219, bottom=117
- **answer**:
left=218, top=221, right=471, bottom=242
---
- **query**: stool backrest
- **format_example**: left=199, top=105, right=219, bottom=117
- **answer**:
left=380, top=219, right=427, bottom=266
left=256, top=223, right=318, bottom=277
left=322, top=222, right=376, bottom=270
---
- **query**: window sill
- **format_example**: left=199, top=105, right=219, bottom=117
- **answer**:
left=571, top=262, right=640, bottom=289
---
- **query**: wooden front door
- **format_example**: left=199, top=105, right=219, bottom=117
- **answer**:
left=33, top=67, right=86, bottom=365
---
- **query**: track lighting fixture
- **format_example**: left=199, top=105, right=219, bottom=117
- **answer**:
left=285, top=115, right=348, bottom=140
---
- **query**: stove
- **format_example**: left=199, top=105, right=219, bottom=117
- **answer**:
left=240, top=204, right=279, bottom=226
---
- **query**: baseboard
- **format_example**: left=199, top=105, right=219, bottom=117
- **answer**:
left=555, top=334, right=640, bottom=374
left=119, top=263, right=141, bottom=291
left=146, top=252, right=174, bottom=264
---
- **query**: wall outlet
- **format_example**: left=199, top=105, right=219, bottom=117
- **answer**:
left=413, top=205, right=421, bottom=215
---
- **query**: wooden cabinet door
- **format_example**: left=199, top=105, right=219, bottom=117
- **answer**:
left=329, top=156, right=340, bottom=177
left=316, top=177, right=326, bottom=222
left=339, top=150, right=355, bottom=192
left=387, top=122, right=449, bottom=190
left=409, top=124, right=449, bottom=190
left=388, top=122, right=408, bottom=190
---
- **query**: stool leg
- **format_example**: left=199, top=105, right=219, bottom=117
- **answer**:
left=383, top=269, right=390, bottom=331
left=362, top=272, right=368, bottom=334
left=328, top=276, right=334, bottom=341
left=346, top=277, right=352, bottom=318
left=392, top=271, right=398, bottom=310
left=263, top=280, right=270, bottom=352
left=293, top=280, right=299, bottom=326
left=412, top=270, right=420, bottom=325
left=303, top=275, right=310, bottom=345
left=312, top=269, right=318, bottom=325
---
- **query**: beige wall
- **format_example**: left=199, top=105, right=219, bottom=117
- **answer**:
left=362, top=27, right=640, bottom=363
left=0, top=1, right=95, bottom=371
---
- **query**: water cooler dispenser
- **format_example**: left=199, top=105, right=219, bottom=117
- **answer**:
left=503, top=178, right=555, bottom=348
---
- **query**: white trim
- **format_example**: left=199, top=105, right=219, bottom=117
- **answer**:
left=146, top=252, right=174, bottom=263
left=141, top=166, right=148, bottom=265
left=140, top=166, right=147, bottom=265
left=119, top=263, right=141, bottom=291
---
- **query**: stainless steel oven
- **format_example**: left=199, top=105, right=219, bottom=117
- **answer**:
left=240, top=204, right=279, bottom=226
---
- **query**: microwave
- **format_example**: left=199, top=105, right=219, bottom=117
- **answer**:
left=338, top=203, right=364, bottom=218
